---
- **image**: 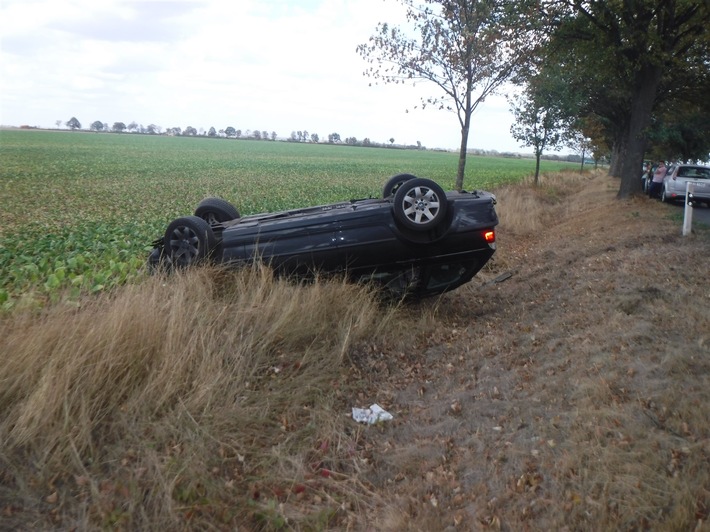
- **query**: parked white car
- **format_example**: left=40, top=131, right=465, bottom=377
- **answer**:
left=661, top=164, right=710, bottom=206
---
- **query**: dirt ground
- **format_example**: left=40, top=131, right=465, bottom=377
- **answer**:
left=348, top=172, right=710, bottom=530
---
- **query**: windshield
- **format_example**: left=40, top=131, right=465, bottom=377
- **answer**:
left=677, top=166, right=710, bottom=179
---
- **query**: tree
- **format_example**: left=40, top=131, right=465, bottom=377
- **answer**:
left=184, top=126, right=197, bottom=136
left=544, top=1, right=710, bottom=198
left=509, top=76, right=567, bottom=185
left=112, top=122, right=126, bottom=133
left=90, top=120, right=104, bottom=132
left=146, top=124, right=160, bottom=135
left=55, top=120, right=62, bottom=129
left=66, top=117, right=81, bottom=130
left=225, top=126, right=236, bottom=137
left=357, top=0, right=537, bottom=190
left=208, top=127, right=217, bottom=137
left=127, top=121, right=138, bottom=132
left=310, top=133, right=319, bottom=143
left=647, top=97, right=710, bottom=162
left=328, top=133, right=341, bottom=143
left=389, top=137, right=395, bottom=145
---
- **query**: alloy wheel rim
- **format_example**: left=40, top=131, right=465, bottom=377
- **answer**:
left=168, top=226, right=200, bottom=265
left=402, top=186, right=440, bottom=225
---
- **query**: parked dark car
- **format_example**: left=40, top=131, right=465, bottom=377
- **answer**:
left=149, top=175, right=499, bottom=299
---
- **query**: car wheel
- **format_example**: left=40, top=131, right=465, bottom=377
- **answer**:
left=195, top=197, right=240, bottom=226
left=393, top=178, right=448, bottom=231
left=382, top=173, right=417, bottom=198
left=164, top=215, right=216, bottom=268
left=147, top=247, right=164, bottom=271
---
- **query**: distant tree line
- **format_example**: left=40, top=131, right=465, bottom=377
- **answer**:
left=60, top=117, right=426, bottom=149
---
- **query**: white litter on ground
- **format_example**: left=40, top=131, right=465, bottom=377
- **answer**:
left=351, top=404, right=393, bottom=424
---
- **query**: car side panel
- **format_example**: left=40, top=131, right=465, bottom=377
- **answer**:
left=221, top=213, right=341, bottom=273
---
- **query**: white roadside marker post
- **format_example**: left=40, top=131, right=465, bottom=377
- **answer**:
left=682, top=181, right=695, bottom=236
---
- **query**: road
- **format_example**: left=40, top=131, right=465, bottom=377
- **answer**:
left=662, top=200, right=710, bottom=228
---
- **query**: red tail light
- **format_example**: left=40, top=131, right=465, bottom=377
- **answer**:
left=484, top=230, right=495, bottom=243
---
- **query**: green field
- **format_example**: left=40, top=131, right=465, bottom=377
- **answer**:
left=0, top=129, right=578, bottom=308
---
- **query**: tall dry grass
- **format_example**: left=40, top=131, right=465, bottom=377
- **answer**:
left=494, top=170, right=594, bottom=236
left=0, top=266, right=408, bottom=529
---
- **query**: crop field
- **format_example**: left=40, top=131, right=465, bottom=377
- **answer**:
left=0, top=129, right=578, bottom=308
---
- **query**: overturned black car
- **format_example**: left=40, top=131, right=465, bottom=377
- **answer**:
left=149, top=175, right=499, bottom=299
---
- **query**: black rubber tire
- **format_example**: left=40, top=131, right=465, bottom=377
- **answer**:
left=147, top=247, right=164, bottom=272
left=382, top=173, right=417, bottom=198
left=163, top=215, right=216, bottom=268
left=194, top=197, right=240, bottom=225
left=393, top=178, right=448, bottom=231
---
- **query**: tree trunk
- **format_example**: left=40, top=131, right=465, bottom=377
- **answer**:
left=609, top=141, right=624, bottom=177
left=455, top=122, right=470, bottom=192
left=455, top=89, right=473, bottom=192
left=617, top=65, right=661, bottom=199
left=534, top=150, right=541, bottom=186
left=580, top=147, right=586, bottom=173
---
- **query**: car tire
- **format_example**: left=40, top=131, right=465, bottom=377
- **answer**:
left=164, top=215, right=216, bottom=268
left=393, top=178, right=448, bottom=231
left=147, top=247, right=164, bottom=271
left=382, top=173, right=417, bottom=198
left=195, top=197, right=240, bottom=225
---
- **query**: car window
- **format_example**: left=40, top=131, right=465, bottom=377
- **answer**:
left=679, top=167, right=710, bottom=179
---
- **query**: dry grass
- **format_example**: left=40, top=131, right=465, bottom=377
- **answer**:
left=350, top=171, right=710, bottom=531
left=0, top=266, right=413, bottom=529
left=2, top=170, right=710, bottom=530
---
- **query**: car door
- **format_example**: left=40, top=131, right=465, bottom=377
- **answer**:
left=334, top=204, right=408, bottom=271
left=240, top=210, right=341, bottom=274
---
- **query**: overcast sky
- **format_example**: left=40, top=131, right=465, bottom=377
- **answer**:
left=0, top=0, right=524, bottom=152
